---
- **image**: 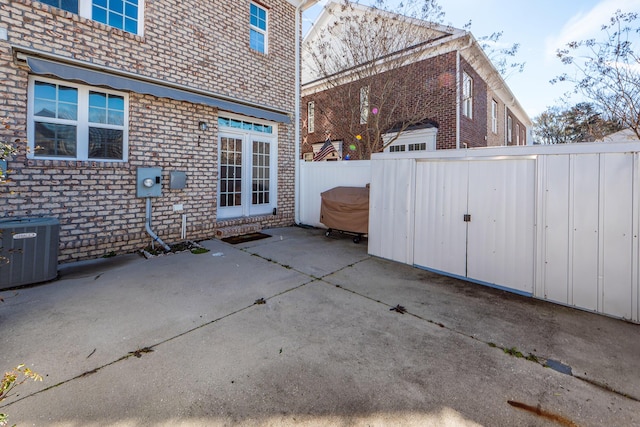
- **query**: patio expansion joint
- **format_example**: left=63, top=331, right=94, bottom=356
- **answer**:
left=322, top=281, right=640, bottom=404
left=0, top=277, right=318, bottom=410
left=241, top=247, right=372, bottom=282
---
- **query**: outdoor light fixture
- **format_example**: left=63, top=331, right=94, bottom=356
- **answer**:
left=199, top=121, right=208, bottom=131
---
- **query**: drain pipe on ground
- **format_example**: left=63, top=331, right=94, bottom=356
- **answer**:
left=145, top=197, right=171, bottom=252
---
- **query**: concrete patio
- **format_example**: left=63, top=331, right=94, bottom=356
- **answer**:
left=0, top=226, right=638, bottom=426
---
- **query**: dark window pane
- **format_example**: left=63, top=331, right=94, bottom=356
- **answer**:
left=88, top=128, right=123, bottom=159
left=34, top=122, right=77, bottom=157
left=40, top=0, right=78, bottom=14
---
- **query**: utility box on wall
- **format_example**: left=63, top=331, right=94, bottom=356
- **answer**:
left=169, top=171, right=186, bottom=189
left=136, top=167, right=163, bottom=198
left=0, top=217, right=59, bottom=289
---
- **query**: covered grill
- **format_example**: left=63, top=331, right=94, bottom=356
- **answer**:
left=320, top=186, right=370, bottom=243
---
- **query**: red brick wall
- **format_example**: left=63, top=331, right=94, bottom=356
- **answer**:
left=0, top=0, right=298, bottom=262
left=486, top=89, right=505, bottom=147
left=505, top=108, right=527, bottom=146
left=302, top=50, right=495, bottom=158
left=459, top=57, right=488, bottom=149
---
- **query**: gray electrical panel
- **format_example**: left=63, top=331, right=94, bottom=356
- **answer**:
left=170, top=171, right=187, bottom=189
left=136, top=167, right=163, bottom=198
left=0, top=217, right=59, bottom=289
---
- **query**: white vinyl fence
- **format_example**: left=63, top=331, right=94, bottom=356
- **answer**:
left=368, top=143, right=640, bottom=323
left=299, top=160, right=371, bottom=227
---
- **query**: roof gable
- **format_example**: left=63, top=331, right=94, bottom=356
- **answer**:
left=302, top=1, right=464, bottom=83
left=302, top=1, right=531, bottom=127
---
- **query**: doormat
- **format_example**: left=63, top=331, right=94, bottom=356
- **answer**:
left=222, top=232, right=271, bottom=244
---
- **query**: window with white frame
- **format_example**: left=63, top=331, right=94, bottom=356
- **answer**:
left=491, top=99, right=498, bottom=133
left=38, top=0, right=143, bottom=35
left=516, top=123, right=520, bottom=145
left=507, top=115, right=513, bottom=144
left=218, top=115, right=277, bottom=219
left=40, top=0, right=78, bottom=13
left=28, top=76, right=128, bottom=161
left=250, top=3, right=268, bottom=54
left=360, top=85, right=369, bottom=125
left=462, top=72, right=473, bottom=119
left=307, top=101, right=315, bottom=134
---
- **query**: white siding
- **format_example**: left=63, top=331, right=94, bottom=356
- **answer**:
left=299, top=160, right=371, bottom=228
left=368, top=143, right=640, bottom=322
left=466, top=159, right=535, bottom=293
left=368, top=158, right=415, bottom=264
left=413, top=160, right=468, bottom=276
left=299, top=143, right=640, bottom=322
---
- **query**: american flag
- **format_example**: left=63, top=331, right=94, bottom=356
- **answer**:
left=313, top=138, right=338, bottom=161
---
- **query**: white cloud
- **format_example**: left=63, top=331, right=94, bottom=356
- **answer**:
left=545, top=0, right=640, bottom=59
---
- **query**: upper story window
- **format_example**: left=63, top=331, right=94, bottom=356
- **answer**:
left=507, top=115, right=513, bottom=144
left=491, top=99, right=498, bottom=133
left=360, top=85, right=369, bottom=124
left=40, top=0, right=78, bottom=14
left=250, top=3, right=268, bottom=53
left=28, top=76, right=129, bottom=161
left=38, top=0, right=143, bottom=35
left=462, top=72, right=473, bottom=119
left=307, top=101, right=315, bottom=134
left=516, top=123, right=520, bottom=145
left=92, top=0, right=140, bottom=34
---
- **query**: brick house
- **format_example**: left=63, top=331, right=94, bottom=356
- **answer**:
left=301, top=1, right=531, bottom=159
left=0, top=0, right=317, bottom=263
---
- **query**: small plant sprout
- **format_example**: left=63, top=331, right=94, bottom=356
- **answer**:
left=0, top=364, right=43, bottom=426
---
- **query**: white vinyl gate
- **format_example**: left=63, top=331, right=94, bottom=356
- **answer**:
left=368, top=143, right=640, bottom=323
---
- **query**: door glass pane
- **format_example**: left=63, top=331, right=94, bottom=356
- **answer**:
left=252, top=140, right=270, bottom=205
left=219, top=137, right=243, bottom=208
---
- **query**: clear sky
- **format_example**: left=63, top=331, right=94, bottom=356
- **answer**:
left=302, top=0, right=640, bottom=119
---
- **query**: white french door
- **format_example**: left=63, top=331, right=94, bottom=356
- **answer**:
left=217, top=117, right=277, bottom=219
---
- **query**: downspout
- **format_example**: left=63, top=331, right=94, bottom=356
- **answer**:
left=294, top=0, right=314, bottom=224
left=456, top=33, right=474, bottom=150
left=145, top=197, right=171, bottom=252
left=456, top=50, right=461, bottom=150
left=294, top=2, right=303, bottom=224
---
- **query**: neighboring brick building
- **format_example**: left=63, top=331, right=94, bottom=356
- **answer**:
left=301, top=1, right=531, bottom=159
left=0, top=0, right=316, bottom=263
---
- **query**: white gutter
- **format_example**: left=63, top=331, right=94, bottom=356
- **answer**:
left=456, top=50, right=461, bottom=150
left=456, top=33, right=474, bottom=150
left=294, top=0, right=316, bottom=224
